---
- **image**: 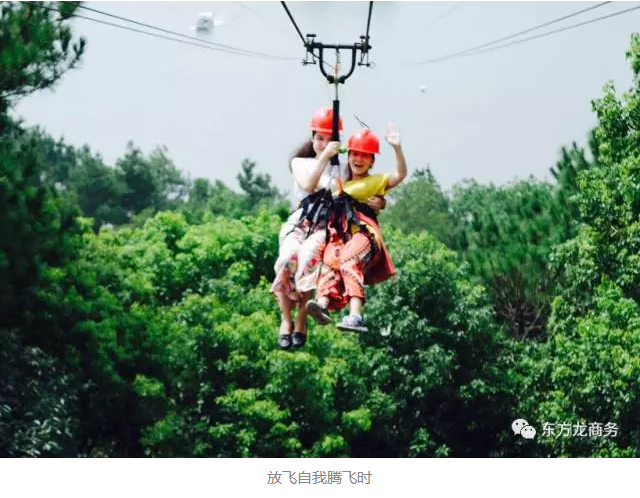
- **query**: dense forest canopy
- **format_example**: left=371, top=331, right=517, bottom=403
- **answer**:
left=1, top=2, right=638, bottom=457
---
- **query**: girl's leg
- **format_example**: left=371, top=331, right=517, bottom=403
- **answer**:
left=307, top=270, right=337, bottom=325
left=315, top=238, right=349, bottom=312
left=349, top=296, right=363, bottom=317
left=317, top=296, right=331, bottom=308
left=340, top=232, right=374, bottom=306
left=306, top=252, right=336, bottom=326
left=336, top=233, right=375, bottom=332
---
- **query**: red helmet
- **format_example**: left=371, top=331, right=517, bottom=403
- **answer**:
left=311, top=107, right=343, bottom=134
left=347, top=129, right=380, bottom=154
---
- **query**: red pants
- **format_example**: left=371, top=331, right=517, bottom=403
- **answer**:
left=317, top=232, right=377, bottom=311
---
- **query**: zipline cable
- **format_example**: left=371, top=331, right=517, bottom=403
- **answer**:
left=422, top=3, right=640, bottom=64
left=75, top=3, right=297, bottom=60
left=25, top=2, right=297, bottom=61
left=413, top=1, right=613, bottom=64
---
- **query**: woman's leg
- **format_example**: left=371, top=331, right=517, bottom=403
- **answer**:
left=293, top=228, right=328, bottom=335
left=275, top=292, right=294, bottom=334
left=295, top=290, right=312, bottom=331
left=271, top=221, right=304, bottom=302
left=271, top=213, right=305, bottom=348
left=275, top=291, right=295, bottom=349
left=294, top=228, right=328, bottom=297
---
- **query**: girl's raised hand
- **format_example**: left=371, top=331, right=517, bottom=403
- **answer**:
left=385, top=123, right=401, bottom=147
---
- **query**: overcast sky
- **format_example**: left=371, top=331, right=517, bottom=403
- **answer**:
left=13, top=1, right=640, bottom=195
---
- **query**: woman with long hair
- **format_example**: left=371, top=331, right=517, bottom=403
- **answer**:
left=271, top=108, right=386, bottom=349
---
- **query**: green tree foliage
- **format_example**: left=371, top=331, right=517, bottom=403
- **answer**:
left=0, top=122, right=79, bottom=328
left=0, top=2, right=85, bottom=112
left=13, top=128, right=189, bottom=230
left=0, top=329, right=78, bottom=457
left=69, top=146, right=129, bottom=228
left=2, top=1, right=639, bottom=458
left=0, top=0, right=88, bottom=457
left=179, top=159, right=288, bottom=225
left=117, top=142, right=189, bottom=215
left=40, top=214, right=513, bottom=457
left=554, top=33, right=640, bottom=306
left=23, top=125, right=78, bottom=184
left=514, top=33, right=640, bottom=457
left=451, top=179, right=572, bottom=340
left=182, top=178, right=255, bottom=224
left=237, top=158, right=282, bottom=206
left=0, top=134, right=81, bottom=455
left=381, top=168, right=456, bottom=247
left=353, top=230, right=517, bottom=457
left=16, top=125, right=283, bottom=228
left=549, top=129, right=601, bottom=218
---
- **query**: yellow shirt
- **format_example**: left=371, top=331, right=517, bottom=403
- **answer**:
left=343, top=173, right=389, bottom=202
left=340, top=173, right=389, bottom=246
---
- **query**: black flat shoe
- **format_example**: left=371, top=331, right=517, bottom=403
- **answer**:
left=292, top=331, right=307, bottom=348
left=279, top=333, right=292, bottom=350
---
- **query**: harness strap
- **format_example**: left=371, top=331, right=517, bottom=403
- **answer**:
left=330, top=193, right=379, bottom=261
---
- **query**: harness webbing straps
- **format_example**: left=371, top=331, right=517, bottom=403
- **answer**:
left=287, top=189, right=379, bottom=264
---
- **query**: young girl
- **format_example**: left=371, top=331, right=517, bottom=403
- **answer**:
left=306, top=125, right=407, bottom=332
left=271, top=108, right=386, bottom=349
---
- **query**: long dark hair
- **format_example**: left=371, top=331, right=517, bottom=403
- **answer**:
left=289, top=132, right=317, bottom=171
left=288, top=132, right=353, bottom=181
